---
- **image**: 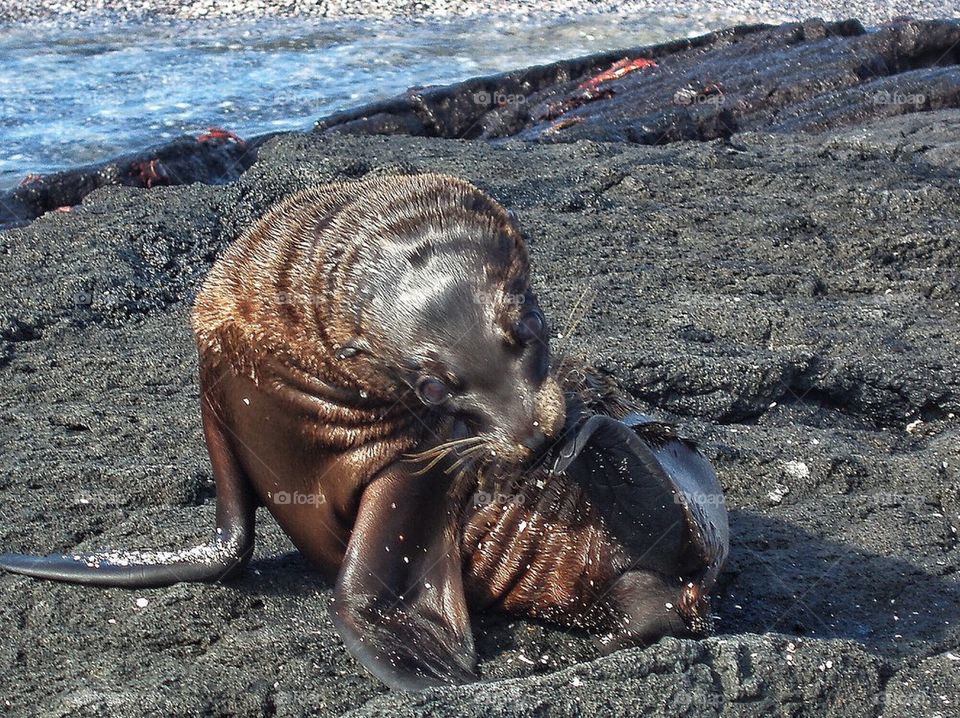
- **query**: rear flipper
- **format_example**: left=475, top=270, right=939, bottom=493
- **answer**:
left=0, top=538, right=251, bottom=588
left=591, top=571, right=714, bottom=654
left=0, top=391, right=256, bottom=588
left=331, top=462, right=477, bottom=691
left=555, top=413, right=728, bottom=647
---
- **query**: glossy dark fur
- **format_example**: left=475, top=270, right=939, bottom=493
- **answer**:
left=0, top=175, right=728, bottom=690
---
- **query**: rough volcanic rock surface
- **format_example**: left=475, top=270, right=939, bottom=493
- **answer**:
left=315, top=19, right=960, bottom=144
left=0, top=133, right=262, bottom=230
left=0, top=112, right=958, bottom=716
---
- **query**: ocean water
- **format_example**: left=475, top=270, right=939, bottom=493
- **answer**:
left=0, top=11, right=755, bottom=188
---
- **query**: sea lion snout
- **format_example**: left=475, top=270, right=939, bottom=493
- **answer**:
left=489, top=373, right=566, bottom=463
left=530, top=373, right=566, bottom=445
left=492, top=422, right=545, bottom=464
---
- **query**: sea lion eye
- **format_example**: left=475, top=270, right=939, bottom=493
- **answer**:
left=514, top=311, right=544, bottom=343
left=416, top=377, right=451, bottom=406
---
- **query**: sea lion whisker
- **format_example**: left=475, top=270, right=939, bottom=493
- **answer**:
left=409, top=437, right=488, bottom=477
left=555, top=284, right=597, bottom=358
left=410, top=438, right=485, bottom=475
left=444, top=443, right=488, bottom=476
left=446, top=444, right=483, bottom=466
left=565, top=285, right=597, bottom=336
left=408, top=451, right=452, bottom=476
left=475, top=456, right=503, bottom=497
left=404, top=436, right=484, bottom=462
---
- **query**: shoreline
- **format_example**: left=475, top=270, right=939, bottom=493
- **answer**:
left=4, top=18, right=959, bottom=229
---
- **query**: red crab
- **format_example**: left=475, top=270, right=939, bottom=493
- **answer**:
left=540, top=57, right=658, bottom=122
left=577, top=57, right=658, bottom=92
left=197, top=127, right=245, bottom=146
left=130, top=159, right=170, bottom=188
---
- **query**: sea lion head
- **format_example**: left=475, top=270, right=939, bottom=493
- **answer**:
left=323, top=174, right=566, bottom=465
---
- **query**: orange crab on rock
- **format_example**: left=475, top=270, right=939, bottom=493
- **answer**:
left=130, top=159, right=170, bottom=188
left=197, top=127, right=245, bottom=146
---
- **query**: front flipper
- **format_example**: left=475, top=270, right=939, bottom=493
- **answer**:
left=554, top=414, right=690, bottom=575
left=0, top=389, right=256, bottom=588
left=331, top=464, right=477, bottom=691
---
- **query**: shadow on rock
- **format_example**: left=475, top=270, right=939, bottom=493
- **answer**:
left=716, top=510, right=959, bottom=660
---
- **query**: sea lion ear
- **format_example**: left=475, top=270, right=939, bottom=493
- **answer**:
left=554, top=413, right=729, bottom=642
left=330, top=464, right=478, bottom=691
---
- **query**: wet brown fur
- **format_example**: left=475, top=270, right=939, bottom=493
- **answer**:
left=193, top=173, right=555, bottom=457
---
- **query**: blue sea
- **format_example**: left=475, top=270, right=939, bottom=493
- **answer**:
left=0, top=11, right=753, bottom=188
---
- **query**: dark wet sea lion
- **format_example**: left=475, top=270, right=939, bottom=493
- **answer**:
left=0, top=174, right=728, bottom=690
left=461, top=364, right=727, bottom=650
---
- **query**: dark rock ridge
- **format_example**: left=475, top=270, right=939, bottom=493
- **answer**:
left=0, top=113, right=957, bottom=715
left=3, top=18, right=959, bottom=229
left=314, top=18, right=960, bottom=142
left=0, top=133, right=263, bottom=230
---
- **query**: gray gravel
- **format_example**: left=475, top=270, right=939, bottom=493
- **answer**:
left=0, top=0, right=957, bottom=25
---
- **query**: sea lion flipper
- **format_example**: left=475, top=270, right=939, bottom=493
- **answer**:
left=0, top=392, right=256, bottom=588
left=555, top=414, right=690, bottom=574
left=331, top=465, right=477, bottom=691
left=556, top=414, right=728, bottom=575
left=555, top=414, right=729, bottom=643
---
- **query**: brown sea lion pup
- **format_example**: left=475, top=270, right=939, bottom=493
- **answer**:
left=0, top=174, right=728, bottom=691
